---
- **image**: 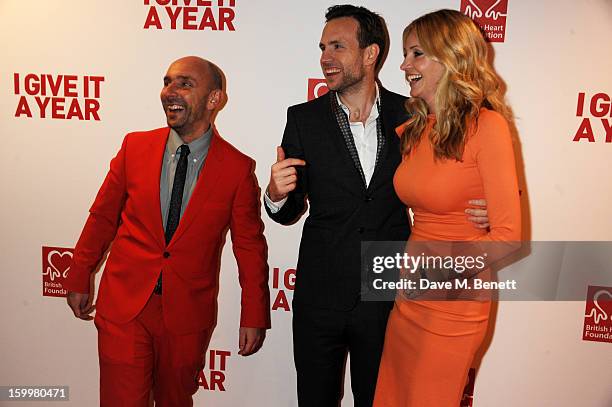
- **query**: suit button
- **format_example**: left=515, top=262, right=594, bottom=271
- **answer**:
left=163, top=251, right=170, bottom=258
left=358, top=227, right=365, bottom=234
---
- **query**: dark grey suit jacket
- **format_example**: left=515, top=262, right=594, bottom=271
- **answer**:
left=266, top=86, right=411, bottom=310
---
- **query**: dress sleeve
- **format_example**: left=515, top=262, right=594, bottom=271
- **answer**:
left=471, top=110, right=521, bottom=242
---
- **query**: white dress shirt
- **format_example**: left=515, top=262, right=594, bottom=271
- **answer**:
left=266, top=85, right=381, bottom=213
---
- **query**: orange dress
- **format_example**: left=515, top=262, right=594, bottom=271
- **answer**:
left=373, top=109, right=521, bottom=406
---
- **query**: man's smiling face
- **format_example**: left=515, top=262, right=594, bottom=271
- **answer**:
left=160, top=57, right=213, bottom=137
left=319, top=17, right=367, bottom=93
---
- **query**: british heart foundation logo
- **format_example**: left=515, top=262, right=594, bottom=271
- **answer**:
left=42, top=246, right=73, bottom=297
left=582, top=285, right=612, bottom=343
left=460, top=0, right=508, bottom=42
left=307, top=78, right=329, bottom=101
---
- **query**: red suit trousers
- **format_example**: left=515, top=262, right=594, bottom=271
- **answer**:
left=94, top=294, right=212, bottom=407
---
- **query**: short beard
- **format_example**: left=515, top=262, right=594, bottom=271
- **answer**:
left=331, top=69, right=365, bottom=95
left=167, top=119, right=190, bottom=137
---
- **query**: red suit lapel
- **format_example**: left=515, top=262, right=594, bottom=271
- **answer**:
left=167, top=128, right=225, bottom=247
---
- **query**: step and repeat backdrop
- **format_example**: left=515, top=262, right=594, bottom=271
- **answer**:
left=1, top=0, right=611, bottom=406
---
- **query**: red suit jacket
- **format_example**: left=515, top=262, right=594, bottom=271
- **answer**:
left=64, top=127, right=270, bottom=334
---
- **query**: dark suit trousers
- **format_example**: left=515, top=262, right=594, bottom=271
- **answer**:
left=293, top=300, right=393, bottom=407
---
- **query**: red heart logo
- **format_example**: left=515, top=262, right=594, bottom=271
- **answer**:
left=585, top=288, right=612, bottom=325
left=46, top=250, right=73, bottom=281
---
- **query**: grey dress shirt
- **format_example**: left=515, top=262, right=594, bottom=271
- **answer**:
left=160, top=127, right=213, bottom=231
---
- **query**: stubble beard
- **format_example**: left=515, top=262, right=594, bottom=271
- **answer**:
left=167, top=110, right=191, bottom=136
left=333, top=66, right=366, bottom=96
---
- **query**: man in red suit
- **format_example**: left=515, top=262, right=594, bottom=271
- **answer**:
left=65, top=56, right=270, bottom=406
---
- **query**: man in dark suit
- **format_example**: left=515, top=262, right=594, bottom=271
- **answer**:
left=66, top=56, right=270, bottom=406
left=265, top=5, right=488, bottom=407
left=265, top=6, right=408, bottom=406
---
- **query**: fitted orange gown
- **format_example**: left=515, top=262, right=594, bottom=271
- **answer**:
left=373, top=109, right=521, bottom=406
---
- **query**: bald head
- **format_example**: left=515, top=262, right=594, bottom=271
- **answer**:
left=206, top=60, right=223, bottom=91
left=161, top=56, right=224, bottom=142
left=170, top=56, right=222, bottom=91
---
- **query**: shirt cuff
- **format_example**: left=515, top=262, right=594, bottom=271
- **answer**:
left=264, top=190, right=287, bottom=213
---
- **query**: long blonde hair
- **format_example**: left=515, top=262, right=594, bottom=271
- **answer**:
left=400, top=9, right=511, bottom=160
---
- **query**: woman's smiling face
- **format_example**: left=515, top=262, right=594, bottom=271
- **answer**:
left=400, top=30, right=446, bottom=113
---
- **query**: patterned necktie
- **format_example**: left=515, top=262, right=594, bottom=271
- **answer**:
left=165, top=144, right=191, bottom=244
left=154, top=144, right=190, bottom=295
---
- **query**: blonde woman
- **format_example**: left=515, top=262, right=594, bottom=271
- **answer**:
left=374, top=9, right=521, bottom=406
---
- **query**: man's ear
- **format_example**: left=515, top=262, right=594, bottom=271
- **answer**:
left=364, top=43, right=380, bottom=68
left=208, top=89, right=222, bottom=109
